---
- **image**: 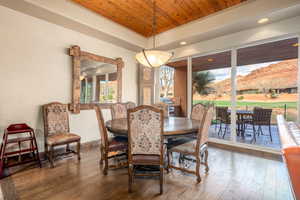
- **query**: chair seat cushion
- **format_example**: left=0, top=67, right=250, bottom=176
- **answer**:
left=132, top=154, right=160, bottom=165
left=47, top=133, right=81, bottom=146
left=108, top=137, right=127, bottom=152
left=170, top=140, right=196, bottom=154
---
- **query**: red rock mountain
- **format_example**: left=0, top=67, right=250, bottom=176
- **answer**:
left=210, top=59, right=297, bottom=93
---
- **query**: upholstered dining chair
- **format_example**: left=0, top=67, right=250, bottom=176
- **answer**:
left=127, top=105, right=164, bottom=194
left=95, top=105, right=128, bottom=175
left=126, top=101, right=136, bottom=109
left=43, top=102, right=81, bottom=168
left=111, top=103, right=127, bottom=119
left=153, top=102, right=169, bottom=117
left=191, top=103, right=206, bottom=121
left=167, top=106, right=214, bottom=182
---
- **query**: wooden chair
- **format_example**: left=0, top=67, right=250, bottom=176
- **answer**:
left=111, top=103, right=128, bottom=119
left=127, top=105, right=164, bottom=194
left=191, top=103, right=206, bottom=121
left=153, top=102, right=169, bottom=117
left=167, top=106, right=214, bottom=182
left=126, top=101, right=136, bottom=109
left=43, top=102, right=81, bottom=168
left=95, top=106, right=128, bottom=175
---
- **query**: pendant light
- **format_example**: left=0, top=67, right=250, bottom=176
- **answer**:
left=135, top=0, right=174, bottom=68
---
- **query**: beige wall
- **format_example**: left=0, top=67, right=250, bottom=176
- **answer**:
left=0, top=5, right=138, bottom=150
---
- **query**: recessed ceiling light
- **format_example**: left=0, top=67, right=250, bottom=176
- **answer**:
left=292, top=43, right=299, bottom=47
left=207, top=58, right=214, bottom=62
left=180, top=41, right=187, bottom=45
left=258, top=18, right=269, bottom=24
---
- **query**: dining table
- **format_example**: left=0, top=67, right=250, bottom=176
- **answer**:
left=229, top=110, right=254, bottom=137
left=106, top=117, right=200, bottom=138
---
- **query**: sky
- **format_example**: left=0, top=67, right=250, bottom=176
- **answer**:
left=207, top=61, right=279, bottom=82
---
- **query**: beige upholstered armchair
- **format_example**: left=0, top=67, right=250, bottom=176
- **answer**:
left=127, top=105, right=164, bottom=194
left=43, top=102, right=81, bottom=168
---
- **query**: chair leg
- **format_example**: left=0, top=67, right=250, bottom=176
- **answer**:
left=222, top=124, right=228, bottom=139
left=49, top=145, right=54, bottom=168
left=196, top=156, right=201, bottom=183
left=269, top=125, right=273, bottom=142
left=100, top=146, right=104, bottom=165
left=159, top=166, right=164, bottom=194
left=103, top=153, right=108, bottom=175
left=218, top=123, right=222, bottom=136
left=77, top=141, right=81, bottom=160
left=252, top=124, right=256, bottom=143
left=128, top=165, right=133, bottom=193
left=66, top=144, right=70, bottom=152
left=204, top=149, right=209, bottom=173
left=167, top=151, right=170, bottom=173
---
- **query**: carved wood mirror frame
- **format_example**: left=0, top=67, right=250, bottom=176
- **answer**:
left=69, top=45, right=123, bottom=114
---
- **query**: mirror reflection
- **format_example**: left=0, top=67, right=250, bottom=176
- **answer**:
left=80, top=59, right=117, bottom=104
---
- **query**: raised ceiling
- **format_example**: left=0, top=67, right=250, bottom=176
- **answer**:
left=72, top=0, right=248, bottom=37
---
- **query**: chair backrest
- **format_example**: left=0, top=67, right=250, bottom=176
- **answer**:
left=196, top=106, right=214, bottom=152
left=95, top=106, right=109, bottom=149
left=153, top=102, right=169, bottom=117
left=127, top=105, right=164, bottom=157
left=191, top=103, right=206, bottom=121
left=217, top=107, right=229, bottom=122
left=126, top=101, right=136, bottom=109
left=43, top=102, right=70, bottom=137
left=253, top=108, right=272, bottom=125
left=111, top=103, right=128, bottom=119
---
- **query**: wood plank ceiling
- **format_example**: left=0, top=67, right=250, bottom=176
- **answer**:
left=72, top=0, right=248, bottom=37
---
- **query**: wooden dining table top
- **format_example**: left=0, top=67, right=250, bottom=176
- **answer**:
left=106, top=117, right=200, bottom=137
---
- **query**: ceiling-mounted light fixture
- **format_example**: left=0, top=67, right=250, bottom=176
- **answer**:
left=257, top=18, right=269, bottom=24
left=180, top=41, right=187, bottom=45
left=135, top=0, right=174, bottom=68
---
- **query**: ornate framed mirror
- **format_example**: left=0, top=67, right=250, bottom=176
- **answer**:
left=69, top=46, right=123, bottom=113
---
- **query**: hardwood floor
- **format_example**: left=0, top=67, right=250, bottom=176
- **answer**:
left=0, top=146, right=292, bottom=200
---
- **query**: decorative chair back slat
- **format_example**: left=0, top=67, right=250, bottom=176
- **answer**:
left=153, top=103, right=169, bottom=117
left=191, top=103, right=206, bottom=122
left=253, top=108, right=272, bottom=125
left=128, top=105, right=163, bottom=155
left=43, top=102, right=70, bottom=136
left=196, top=106, right=214, bottom=152
left=95, top=106, right=109, bottom=149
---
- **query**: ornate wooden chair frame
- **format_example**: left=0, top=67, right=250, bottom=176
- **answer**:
left=167, top=106, right=214, bottom=182
left=111, top=102, right=136, bottom=120
left=43, top=102, right=81, bottom=168
left=127, top=105, right=164, bottom=194
left=95, top=106, right=128, bottom=175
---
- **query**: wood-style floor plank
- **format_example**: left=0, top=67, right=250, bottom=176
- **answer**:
left=0, top=147, right=292, bottom=200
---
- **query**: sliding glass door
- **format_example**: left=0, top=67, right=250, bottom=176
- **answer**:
left=189, top=36, right=299, bottom=150
left=192, top=51, right=232, bottom=141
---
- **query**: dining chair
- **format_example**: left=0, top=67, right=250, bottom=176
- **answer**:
left=127, top=105, right=164, bottom=194
left=95, top=106, right=128, bottom=175
left=126, top=101, right=136, bottom=109
left=191, top=103, right=206, bottom=121
left=111, top=103, right=128, bottom=119
left=43, top=102, right=81, bottom=168
left=167, top=106, right=214, bottom=182
left=153, top=102, right=169, bottom=117
left=251, top=108, right=273, bottom=142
